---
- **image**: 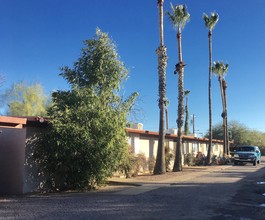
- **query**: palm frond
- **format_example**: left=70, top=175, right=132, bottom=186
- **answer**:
left=203, top=12, right=219, bottom=31
left=184, top=90, right=190, bottom=96
left=203, top=13, right=209, bottom=26
left=212, top=61, right=229, bottom=78
left=167, top=3, right=190, bottom=30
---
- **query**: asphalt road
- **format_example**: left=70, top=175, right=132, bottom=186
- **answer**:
left=1, top=160, right=265, bottom=220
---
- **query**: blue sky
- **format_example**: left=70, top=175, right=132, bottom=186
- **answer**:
left=1, top=0, right=265, bottom=134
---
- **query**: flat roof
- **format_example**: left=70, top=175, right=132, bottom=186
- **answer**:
left=0, top=116, right=27, bottom=128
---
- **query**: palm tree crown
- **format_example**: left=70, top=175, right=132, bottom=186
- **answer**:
left=212, top=61, right=229, bottom=78
left=184, top=90, right=190, bottom=96
left=203, top=12, right=219, bottom=31
left=167, top=3, right=190, bottom=30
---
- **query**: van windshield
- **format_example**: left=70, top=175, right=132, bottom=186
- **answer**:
left=237, top=147, right=255, bottom=152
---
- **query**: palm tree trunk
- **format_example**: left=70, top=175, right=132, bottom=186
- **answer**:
left=154, top=0, right=167, bottom=175
left=206, top=31, right=213, bottom=165
left=173, top=30, right=184, bottom=172
left=184, top=95, right=189, bottom=135
left=165, top=107, right=169, bottom=130
left=218, top=77, right=227, bottom=156
left=158, top=0, right=164, bottom=45
left=223, top=79, right=229, bottom=155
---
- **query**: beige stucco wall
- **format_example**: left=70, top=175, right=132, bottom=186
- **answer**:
left=128, top=133, right=224, bottom=161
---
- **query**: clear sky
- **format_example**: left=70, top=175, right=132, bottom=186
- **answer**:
left=1, top=0, right=265, bottom=135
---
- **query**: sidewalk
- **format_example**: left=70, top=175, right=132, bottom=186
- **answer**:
left=108, top=165, right=233, bottom=186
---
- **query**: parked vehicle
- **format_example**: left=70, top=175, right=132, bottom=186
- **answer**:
left=234, top=146, right=261, bottom=166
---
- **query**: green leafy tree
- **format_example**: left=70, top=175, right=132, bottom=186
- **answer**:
left=32, top=29, right=138, bottom=191
left=203, top=12, right=219, bottom=164
left=209, top=121, right=265, bottom=149
left=154, top=0, right=168, bottom=175
left=212, top=61, right=229, bottom=156
left=2, top=82, right=48, bottom=116
left=167, top=3, right=190, bottom=172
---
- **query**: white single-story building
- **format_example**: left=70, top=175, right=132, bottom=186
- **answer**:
left=126, top=123, right=224, bottom=160
left=0, top=116, right=225, bottom=194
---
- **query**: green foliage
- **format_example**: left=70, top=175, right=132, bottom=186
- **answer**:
left=203, top=12, right=219, bottom=31
left=167, top=3, right=190, bottom=30
left=32, top=29, right=138, bottom=191
left=2, top=82, right=48, bottom=116
left=212, top=61, right=229, bottom=78
left=183, top=152, right=206, bottom=166
left=207, top=121, right=265, bottom=148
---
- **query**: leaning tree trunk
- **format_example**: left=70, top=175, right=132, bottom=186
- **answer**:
left=206, top=30, right=213, bottom=165
left=218, top=77, right=227, bottom=156
left=173, top=30, right=184, bottom=172
left=154, top=0, right=167, bottom=175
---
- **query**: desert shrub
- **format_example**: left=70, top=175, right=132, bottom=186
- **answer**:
left=194, top=152, right=206, bottom=166
left=211, top=155, right=231, bottom=165
left=148, top=156, right=156, bottom=173
left=184, top=153, right=195, bottom=166
left=119, top=153, right=147, bottom=178
left=165, top=145, right=174, bottom=171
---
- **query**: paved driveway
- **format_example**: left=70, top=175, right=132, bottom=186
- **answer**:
left=1, top=161, right=265, bottom=219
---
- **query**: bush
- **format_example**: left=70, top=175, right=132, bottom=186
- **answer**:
left=31, top=29, right=138, bottom=192
left=184, top=152, right=206, bottom=166
left=148, top=156, right=156, bottom=173
left=165, top=145, right=174, bottom=171
left=118, top=153, right=147, bottom=178
left=194, top=152, right=206, bottom=166
left=211, top=155, right=231, bottom=165
left=184, top=153, right=195, bottom=166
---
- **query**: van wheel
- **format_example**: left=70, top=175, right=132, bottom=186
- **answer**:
left=253, top=160, right=257, bottom=166
left=234, top=161, right=238, bottom=165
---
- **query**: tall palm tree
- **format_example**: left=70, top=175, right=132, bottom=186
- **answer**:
left=203, top=12, right=219, bottom=165
left=167, top=3, right=190, bottom=172
left=184, top=90, right=190, bottom=135
left=212, top=61, right=229, bottom=156
left=154, top=0, right=168, bottom=175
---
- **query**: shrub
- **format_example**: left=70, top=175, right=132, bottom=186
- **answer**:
left=194, top=152, right=206, bottom=166
left=165, top=145, right=174, bottom=171
left=118, top=153, right=147, bottom=178
left=31, top=29, right=138, bottom=191
left=184, top=153, right=195, bottom=166
left=211, top=155, right=231, bottom=165
left=148, top=156, right=156, bottom=173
